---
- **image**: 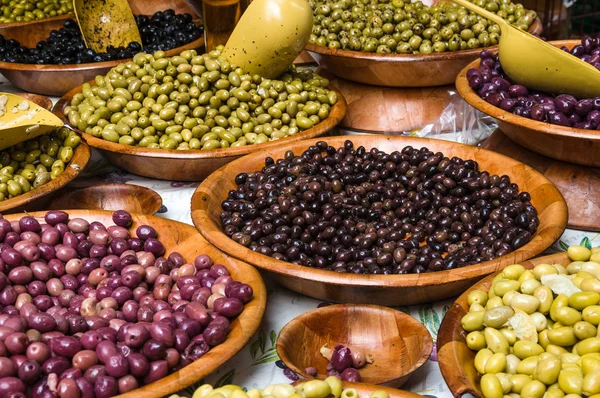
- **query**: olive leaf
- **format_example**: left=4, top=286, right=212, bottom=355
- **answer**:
left=214, top=369, right=236, bottom=387
left=250, top=329, right=280, bottom=366
left=558, top=240, right=569, bottom=252
left=418, top=305, right=440, bottom=338
left=581, top=236, right=592, bottom=249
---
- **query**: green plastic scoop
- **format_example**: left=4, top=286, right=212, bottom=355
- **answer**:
left=73, top=0, right=142, bottom=53
left=453, top=0, right=600, bottom=99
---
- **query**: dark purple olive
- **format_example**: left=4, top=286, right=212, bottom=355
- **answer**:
left=148, top=322, right=174, bottom=347
left=42, top=356, right=70, bottom=375
left=126, top=353, right=149, bottom=378
left=117, top=374, right=138, bottom=394
left=96, top=340, right=118, bottom=364
left=101, top=255, right=120, bottom=273
left=174, top=329, right=190, bottom=352
left=144, top=360, right=168, bottom=384
left=548, top=110, right=571, bottom=126
left=179, top=318, right=203, bottom=338
left=468, top=73, right=483, bottom=89
left=76, top=377, right=94, bottom=398
left=112, top=211, right=133, bottom=227
left=142, top=339, right=166, bottom=361
left=110, top=239, right=129, bottom=256
left=508, top=84, right=528, bottom=98
left=77, top=240, right=93, bottom=257
left=184, top=337, right=209, bottom=361
left=96, top=286, right=112, bottom=301
left=85, top=316, right=109, bottom=330
left=214, top=297, right=243, bottom=318
left=19, top=216, right=41, bottom=233
left=45, top=211, right=68, bottom=226
left=84, top=365, right=106, bottom=385
left=104, top=354, right=129, bottom=378
left=194, top=254, right=213, bottom=270
left=341, top=367, right=362, bottom=382
left=180, top=283, right=202, bottom=301
left=110, top=286, right=133, bottom=306
left=225, top=283, right=253, bottom=304
left=168, top=252, right=186, bottom=267
left=136, top=225, right=157, bottom=240
left=89, top=244, right=107, bottom=259
left=126, top=238, right=143, bottom=252
left=89, top=222, right=106, bottom=231
left=530, top=104, right=547, bottom=122
left=499, top=98, right=516, bottom=112
left=569, top=112, right=582, bottom=126
left=51, top=336, right=82, bottom=358
left=587, top=110, right=600, bottom=126
left=203, top=322, right=228, bottom=347
left=576, top=99, right=594, bottom=116
left=554, top=94, right=577, bottom=115
left=68, top=315, right=88, bottom=334
left=0, top=377, right=25, bottom=396
left=143, top=239, right=165, bottom=256
left=94, top=376, right=118, bottom=398
left=17, top=360, right=41, bottom=383
left=28, top=313, right=57, bottom=333
left=1, top=249, right=22, bottom=267
left=121, top=323, right=149, bottom=348
left=81, top=258, right=100, bottom=275
left=5, top=333, right=28, bottom=354
left=331, top=346, right=353, bottom=371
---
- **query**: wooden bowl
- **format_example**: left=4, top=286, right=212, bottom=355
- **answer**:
left=10, top=92, right=53, bottom=111
left=2, top=210, right=267, bottom=398
left=437, top=252, right=569, bottom=398
left=455, top=39, right=600, bottom=167
left=306, top=18, right=541, bottom=87
left=0, top=14, right=70, bottom=30
left=53, top=87, right=346, bottom=181
left=293, top=380, right=424, bottom=398
left=0, top=24, right=204, bottom=97
left=277, top=304, right=433, bottom=388
left=47, top=183, right=163, bottom=214
left=190, top=135, right=568, bottom=306
left=0, top=143, right=91, bottom=215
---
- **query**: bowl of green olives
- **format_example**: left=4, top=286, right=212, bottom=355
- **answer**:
left=305, top=0, right=541, bottom=87
left=0, top=0, right=73, bottom=27
left=53, top=48, right=347, bottom=182
left=437, top=248, right=600, bottom=398
left=0, top=126, right=91, bottom=213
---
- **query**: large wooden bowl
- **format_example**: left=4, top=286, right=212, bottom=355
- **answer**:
left=3, top=210, right=267, bottom=398
left=54, top=87, right=347, bottom=181
left=277, top=304, right=432, bottom=388
left=456, top=39, right=600, bottom=167
left=437, top=252, right=568, bottom=398
left=190, top=135, right=568, bottom=306
left=306, top=19, right=541, bottom=87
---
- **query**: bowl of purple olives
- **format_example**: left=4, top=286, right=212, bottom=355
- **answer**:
left=191, top=136, right=567, bottom=306
left=0, top=209, right=267, bottom=398
left=456, top=37, right=600, bottom=167
left=0, top=9, right=204, bottom=96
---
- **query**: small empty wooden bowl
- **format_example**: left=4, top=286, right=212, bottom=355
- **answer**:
left=2, top=210, right=267, bottom=398
left=277, top=304, right=433, bottom=388
left=191, top=135, right=567, bottom=306
left=306, top=18, right=541, bottom=87
left=293, top=380, right=424, bottom=398
left=47, top=183, right=163, bottom=214
left=10, top=92, right=53, bottom=111
left=53, top=86, right=346, bottom=181
left=0, top=22, right=204, bottom=96
left=437, top=252, right=569, bottom=398
left=456, top=39, right=600, bottom=167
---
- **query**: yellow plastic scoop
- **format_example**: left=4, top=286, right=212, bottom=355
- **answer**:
left=73, top=0, right=142, bottom=53
left=222, top=0, right=313, bottom=79
left=0, top=93, right=63, bottom=151
left=453, top=0, right=600, bottom=99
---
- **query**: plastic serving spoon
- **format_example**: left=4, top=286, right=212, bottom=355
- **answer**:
left=453, top=0, right=600, bottom=99
left=0, top=93, right=63, bottom=151
left=73, top=0, right=142, bottom=53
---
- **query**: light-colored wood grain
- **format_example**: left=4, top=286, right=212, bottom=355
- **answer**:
left=456, top=39, right=600, bottom=167
left=437, top=252, right=570, bottom=398
left=481, top=129, right=600, bottom=232
left=190, top=135, right=568, bottom=306
left=3, top=210, right=267, bottom=398
left=0, top=35, right=204, bottom=97
left=278, top=304, right=432, bottom=388
left=306, top=18, right=541, bottom=87
left=46, top=183, right=163, bottom=215
left=0, top=142, right=91, bottom=214
left=54, top=86, right=346, bottom=181
left=292, top=380, right=424, bottom=398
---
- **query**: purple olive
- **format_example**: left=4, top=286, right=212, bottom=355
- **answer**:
left=76, top=377, right=94, bottom=398
left=0, top=377, right=25, bottom=396
left=126, top=353, right=149, bottom=378
left=28, top=313, right=57, bottom=333
left=142, top=339, right=166, bottom=361
left=94, top=376, right=118, bottom=398
left=144, top=360, right=168, bottom=384
left=184, top=336, right=209, bottom=361
left=51, top=336, right=82, bottom=358
left=225, top=283, right=253, bottom=304
left=112, top=211, right=133, bottom=227
left=331, top=346, right=353, bottom=372
left=341, top=367, right=362, bottom=382
left=126, top=238, right=143, bottom=252
left=203, top=322, right=228, bottom=347
left=548, top=110, right=571, bottom=127
left=143, top=238, right=165, bottom=256
left=148, top=322, right=174, bottom=347
left=121, top=323, right=149, bottom=348
left=104, top=354, right=129, bottom=378
left=42, top=356, right=70, bottom=375
left=194, top=254, right=213, bottom=270
left=214, top=297, right=244, bottom=318
left=45, top=211, right=68, bottom=226
left=17, top=360, right=41, bottom=383
left=19, top=216, right=41, bottom=233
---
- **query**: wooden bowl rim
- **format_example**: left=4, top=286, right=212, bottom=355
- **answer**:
left=305, top=17, right=541, bottom=62
left=0, top=33, right=204, bottom=73
left=455, top=39, right=600, bottom=140
left=191, top=135, right=568, bottom=288
left=437, top=251, right=568, bottom=398
left=0, top=14, right=70, bottom=29
left=276, top=303, right=433, bottom=383
left=0, top=141, right=91, bottom=213
left=53, top=183, right=164, bottom=215
left=2, top=209, right=268, bottom=398
left=53, top=85, right=347, bottom=159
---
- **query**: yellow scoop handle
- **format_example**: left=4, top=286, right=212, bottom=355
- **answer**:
left=453, top=0, right=600, bottom=99
left=0, top=93, right=63, bottom=151
left=73, top=0, right=142, bottom=53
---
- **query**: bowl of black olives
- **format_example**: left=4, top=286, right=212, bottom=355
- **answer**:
left=456, top=38, right=600, bottom=167
left=191, top=135, right=568, bottom=306
left=0, top=9, right=204, bottom=96
left=304, top=0, right=541, bottom=87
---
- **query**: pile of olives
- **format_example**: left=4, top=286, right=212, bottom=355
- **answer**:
left=64, top=47, right=338, bottom=151
left=463, top=245, right=600, bottom=398
left=0, top=0, right=73, bottom=23
left=308, top=0, right=536, bottom=54
left=0, top=127, right=80, bottom=202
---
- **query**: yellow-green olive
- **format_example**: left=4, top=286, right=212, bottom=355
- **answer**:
left=569, top=292, right=600, bottom=310
left=558, top=368, right=583, bottom=395
left=568, top=246, right=592, bottom=262
left=520, top=380, right=546, bottom=398
left=475, top=349, right=494, bottom=374
left=483, top=306, right=515, bottom=328
left=510, top=374, right=533, bottom=393
left=481, top=374, right=504, bottom=398
left=514, top=341, right=545, bottom=359
left=534, top=356, right=561, bottom=385
left=462, top=311, right=485, bottom=332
